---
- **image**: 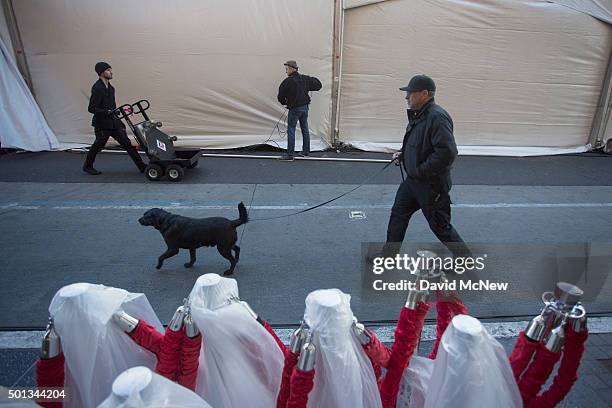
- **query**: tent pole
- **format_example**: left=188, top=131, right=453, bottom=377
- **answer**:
left=1, top=0, right=34, bottom=96
left=330, top=0, right=345, bottom=147
left=589, top=45, right=612, bottom=150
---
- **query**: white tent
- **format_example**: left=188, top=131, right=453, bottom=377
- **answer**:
left=7, top=0, right=333, bottom=151
left=340, top=0, right=612, bottom=155
left=2, top=0, right=611, bottom=155
left=0, top=35, right=58, bottom=151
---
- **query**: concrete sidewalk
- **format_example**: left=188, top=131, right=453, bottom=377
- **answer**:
left=2, top=329, right=611, bottom=407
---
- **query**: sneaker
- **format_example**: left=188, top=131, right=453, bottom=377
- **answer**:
left=83, top=166, right=101, bottom=175
left=296, top=152, right=310, bottom=157
left=278, top=154, right=294, bottom=161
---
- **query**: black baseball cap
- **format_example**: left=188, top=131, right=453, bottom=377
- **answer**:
left=399, top=74, right=436, bottom=93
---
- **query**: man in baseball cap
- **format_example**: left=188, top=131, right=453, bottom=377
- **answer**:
left=399, top=74, right=436, bottom=94
left=277, top=60, right=322, bottom=161
left=380, top=74, right=471, bottom=261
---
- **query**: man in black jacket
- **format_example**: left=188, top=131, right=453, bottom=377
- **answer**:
left=277, top=60, right=322, bottom=161
left=384, top=75, right=471, bottom=258
left=83, top=62, right=146, bottom=175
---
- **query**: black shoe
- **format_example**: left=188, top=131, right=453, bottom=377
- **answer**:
left=138, top=163, right=147, bottom=173
left=296, top=152, right=310, bottom=157
left=279, top=154, right=294, bottom=161
left=83, top=166, right=101, bottom=175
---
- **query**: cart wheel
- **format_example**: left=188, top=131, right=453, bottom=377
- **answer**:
left=187, top=161, right=198, bottom=169
left=145, top=164, right=163, bottom=181
left=166, top=164, right=184, bottom=182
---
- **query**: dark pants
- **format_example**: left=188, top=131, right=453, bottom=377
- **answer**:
left=287, top=105, right=310, bottom=156
left=84, top=127, right=144, bottom=169
left=386, top=177, right=471, bottom=257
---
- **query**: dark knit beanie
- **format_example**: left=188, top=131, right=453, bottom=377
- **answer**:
left=95, top=61, right=111, bottom=76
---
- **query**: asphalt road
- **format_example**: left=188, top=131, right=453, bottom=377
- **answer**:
left=1, top=151, right=611, bottom=328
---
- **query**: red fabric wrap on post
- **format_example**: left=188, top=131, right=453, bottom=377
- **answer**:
left=429, top=301, right=452, bottom=359
left=155, top=327, right=183, bottom=381
left=518, top=344, right=562, bottom=405
left=263, top=320, right=288, bottom=356
left=528, top=328, right=588, bottom=408
left=509, top=331, right=539, bottom=381
left=364, top=331, right=391, bottom=370
left=277, top=351, right=299, bottom=408
left=379, top=302, right=431, bottom=408
left=128, top=320, right=164, bottom=356
left=286, top=367, right=315, bottom=408
left=429, top=299, right=469, bottom=359
left=449, top=298, right=469, bottom=315
left=35, top=353, right=65, bottom=408
left=178, top=333, right=202, bottom=391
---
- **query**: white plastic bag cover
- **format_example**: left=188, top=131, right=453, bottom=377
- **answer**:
left=303, top=289, right=382, bottom=408
left=188, top=274, right=283, bottom=408
left=397, top=355, right=433, bottom=408
left=97, top=366, right=212, bottom=408
left=49, top=283, right=163, bottom=408
left=404, top=315, right=521, bottom=408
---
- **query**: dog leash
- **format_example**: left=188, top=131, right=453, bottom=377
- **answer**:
left=250, top=159, right=398, bottom=222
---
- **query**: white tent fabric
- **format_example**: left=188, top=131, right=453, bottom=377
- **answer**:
left=0, top=7, right=14, bottom=63
left=6, top=0, right=612, bottom=155
left=547, top=0, right=612, bottom=24
left=345, top=0, right=612, bottom=23
left=339, top=0, right=612, bottom=155
left=11, top=0, right=333, bottom=150
left=0, top=36, right=58, bottom=151
left=49, top=283, right=163, bottom=408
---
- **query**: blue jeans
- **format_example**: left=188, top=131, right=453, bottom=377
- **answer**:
left=287, top=105, right=310, bottom=156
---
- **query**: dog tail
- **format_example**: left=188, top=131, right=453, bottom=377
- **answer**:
left=231, top=202, right=249, bottom=228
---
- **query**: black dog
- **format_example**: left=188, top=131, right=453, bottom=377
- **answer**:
left=138, top=203, right=248, bottom=275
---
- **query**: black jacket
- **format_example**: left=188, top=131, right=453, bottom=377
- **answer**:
left=400, top=98, right=458, bottom=190
left=88, top=79, right=122, bottom=130
left=277, top=72, right=322, bottom=109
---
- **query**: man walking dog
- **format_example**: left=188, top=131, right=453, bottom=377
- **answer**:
left=381, top=74, right=471, bottom=259
left=277, top=60, right=322, bottom=161
left=83, top=62, right=146, bottom=175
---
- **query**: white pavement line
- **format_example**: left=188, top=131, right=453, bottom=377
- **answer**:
left=2, top=203, right=612, bottom=211
left=76, top=148, right=393, bottom=163
left=3, top=317, right=612, bottom=349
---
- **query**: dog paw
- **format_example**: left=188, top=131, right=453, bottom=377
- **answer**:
left=156, top=264, right=162, bottom=270
left=184, top=263, right=194, bottom=268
